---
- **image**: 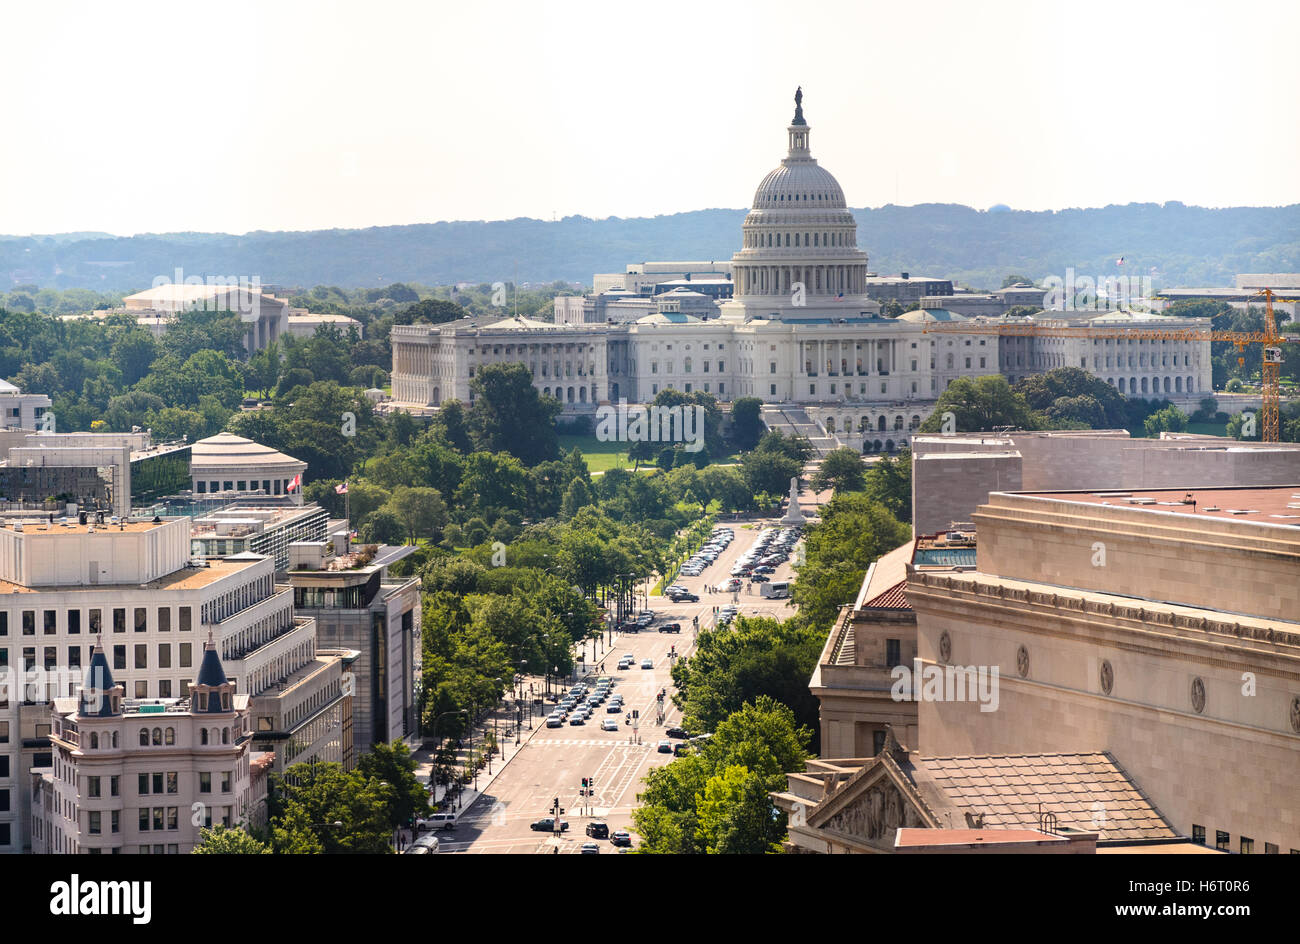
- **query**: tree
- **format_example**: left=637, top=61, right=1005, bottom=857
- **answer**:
left=246, top=340, right=281, bottom=398
left=396, top=298, right=470, bottom=325
left=191, top=826, right=272, bottom=854
left=430, top=399, right=474, bottom=453
left=1143, top=405, right=1189, bottom=437
left=740, top=449, right=801, bottom=499
left=560, top=476, right=594, bottom=520
left=729, top=397, right=765, bottom=450
left=382, top=485, right=448, bottom=544
left=863, top=449, right=912, bottom=524
left=1014, top=367, right=1127, bottom=429
left=810, top=447, right=866, bottom=494
left=1001, top=274, right=1036, bottom=288
left=110, top=329, right=158, bottom=386
left=356, top=741, right=430, bottom=831
left=792, top=492, right=911, bottom=630
left=695, top=765, right=785, bottom=855
left=361, top=508, right=404, bottom=544
left=917, top=375, right=1043, bottom=433
left=468, top=363, right=561, bottom=464
left=672, top=616, right=824, bottom=743
left=268, top=761, right=396, bottom=854
left=454, top=451, right=530, bottom=521
left=754, top=429, right=814, bottom=462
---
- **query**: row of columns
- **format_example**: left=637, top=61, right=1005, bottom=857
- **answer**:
left=801, top=338, right=897, bottom=376
left=737, top=263, right=865, bottom=297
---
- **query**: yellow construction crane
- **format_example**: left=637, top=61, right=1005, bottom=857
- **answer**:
left=920, top=289, right=1299, bottom=441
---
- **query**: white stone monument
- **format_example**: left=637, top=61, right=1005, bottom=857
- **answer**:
left=781, top=476, right=807, bottom=525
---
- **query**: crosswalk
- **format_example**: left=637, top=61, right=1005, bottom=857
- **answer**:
left=533, top=738, right=653, bottom=748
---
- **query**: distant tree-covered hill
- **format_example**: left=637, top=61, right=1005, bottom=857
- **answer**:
left=3, top=202, right=1297, bottom=294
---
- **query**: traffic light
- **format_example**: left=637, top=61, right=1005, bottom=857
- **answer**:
left=582, top=777, right=588, bottom=788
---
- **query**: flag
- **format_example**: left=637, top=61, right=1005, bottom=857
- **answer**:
left=287, top=473, right=302, bottom=493
left=1116, top=256, right=1125, bottom=266
left=335, top=481, right=348, bottom=495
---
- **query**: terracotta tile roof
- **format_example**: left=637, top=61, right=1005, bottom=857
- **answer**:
left=864, top=580, right=909, bottom=609
left=915, top=752, right=1177, bottom=843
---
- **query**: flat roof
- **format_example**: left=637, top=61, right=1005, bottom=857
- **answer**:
left=1, top=519, right=161, bottom=535
left=0, top=555, right=261, bottom=595
left=895, top=828, right=1066, bottom=847
left=1015, top=485, right=1300, bottom=526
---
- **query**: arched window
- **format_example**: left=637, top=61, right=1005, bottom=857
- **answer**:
left=201, top=729, right=209, bottom=746
left=111, top=732, right=118, bottom=748
left=165, top=727, right=175, bottom=745
left=152, top=727, right=162, bottom=745
left=894, top=415, right=904, bottom=430
left=139, top=729, right=149, bottom=747
left=222, top=727, right=230, bottom=745
left=89, top=733, right=99, bottom=749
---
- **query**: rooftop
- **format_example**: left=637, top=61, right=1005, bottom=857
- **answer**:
left=1015, top=485, right=1300, bottom=527
left=0, top=555, right=260, bottom=595
left=191, top=433, right=305, bottom=470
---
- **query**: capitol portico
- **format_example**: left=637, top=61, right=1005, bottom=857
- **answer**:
left=389, top=91, right=1207, bottom=450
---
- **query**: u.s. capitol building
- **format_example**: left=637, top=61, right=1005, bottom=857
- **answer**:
left=390, top=91, right=1209, bottom=450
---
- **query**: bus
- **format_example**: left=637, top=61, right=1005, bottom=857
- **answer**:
left=761, top=581, right=790, bottom=600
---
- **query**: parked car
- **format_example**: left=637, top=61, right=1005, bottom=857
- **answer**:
left=601, top=718, right=619, bottom=730
left=586, top=821, right=610, bottom=839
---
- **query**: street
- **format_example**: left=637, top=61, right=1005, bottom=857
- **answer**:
left=439, top=515, right=803, bottom=853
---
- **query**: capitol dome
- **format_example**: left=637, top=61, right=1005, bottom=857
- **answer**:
left=751, top=157, right=847, bottom=209
left=723, top=89, right=872, bottom=314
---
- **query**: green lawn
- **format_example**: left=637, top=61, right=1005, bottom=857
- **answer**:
left=557, top=434, right=740, bottom=474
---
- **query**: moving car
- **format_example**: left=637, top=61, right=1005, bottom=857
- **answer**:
left=670, top=592, right=699, bottom=603
left=601, top=718, right=619, bottom=730
left=580, top=842, right=601, bottom=854
left=530, top=818, right=569, bottom=832
left=660, top=622, right=681, bottom=633
left=665, top=726, right=690, bottom=739
left=406, top=833, right=440, bottom=854
left=415, top=812, right=457, bottom=831
left=586, top=821, right=610, bottom=839
left=610, top=830, right=633, bottom=847
left=546, top=714, right=565, bottom=728
left=640, top=658, right=653, bottom=669
left=657, top=739, right=673, bottom=753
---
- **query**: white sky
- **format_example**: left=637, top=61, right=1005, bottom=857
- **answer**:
left=2, top=0, right=1297, bottom=235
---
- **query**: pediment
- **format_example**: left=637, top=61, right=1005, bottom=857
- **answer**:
left=806, top=755, right=935, bottom=846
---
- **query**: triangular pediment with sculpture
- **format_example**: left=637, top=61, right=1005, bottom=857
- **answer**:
left=805, top=726, right=941, bottom=848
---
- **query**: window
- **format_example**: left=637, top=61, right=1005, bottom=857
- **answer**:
left=68, top=610, right=80, bottom=635
left=179, top=608, right=191, bottom=633
left=113, top=646, right=126, bottom=671
left=135, top=645, right=148, bottom=670
left=158, top=644, right=170, bottom=669
left=886, top=639, right=901, bottom=668
left=199, top=772, right=211, bottom=793
left=89, top=811, right=102, bottom=835
left=158, top=609, right=170, bottom=633
left=0, top=722, right=7, bottom=744
left=179, top=644, right=192, bottom=668
left=159, top=680, right=172, bottom=699
left=139, top=773, right=149, bottom=795
left=111, top=776, right=119, bottom=797
left=152, top=772, right=164, bottom=795
left=22, top=611, right=34, bottom=635
left=135, top=681, right=148, bottom=699
left=1215, top=830, right=1229, bottom=851
left=88, top=776, right=101, bottom=798
left=0, top=612, right=6, bottom=635
left=221, top=771, right=231, bottom=792
left=43, top=610, right=56, bottom=634
left=1241, top=837, right=1254, bottom=854
left=89, top=609, right=101, bottom=635
left=1266, top=842, right=1278, bottom=854
left=167, top=772, right=178, bottom=794
left=1192, top=824, right=1205, bottom=845
left=113, top=609, right=125, bottom=634
left=139, top=809, right=149, bottom=832
left=135, top=608, right=147, bottom=632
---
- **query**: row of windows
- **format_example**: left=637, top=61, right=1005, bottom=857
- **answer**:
left=648, top=382, right=724, bottom=396
left=648, top=360, right=725, bottom=374
left=1, top=607, right=193, bottom=637
left=1191, top=824, right=1297, bottom=854
left=744, top=229, right=852, bottom=247
left=195, top=478, right=294, bottom=496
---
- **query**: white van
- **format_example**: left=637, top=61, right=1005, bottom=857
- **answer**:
left=416, top=812, right=458, bottom=831
left=761, top=581, right=791, bottom=600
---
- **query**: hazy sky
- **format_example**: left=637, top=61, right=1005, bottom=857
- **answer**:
left=3, top=0, right=1297, bottom=235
